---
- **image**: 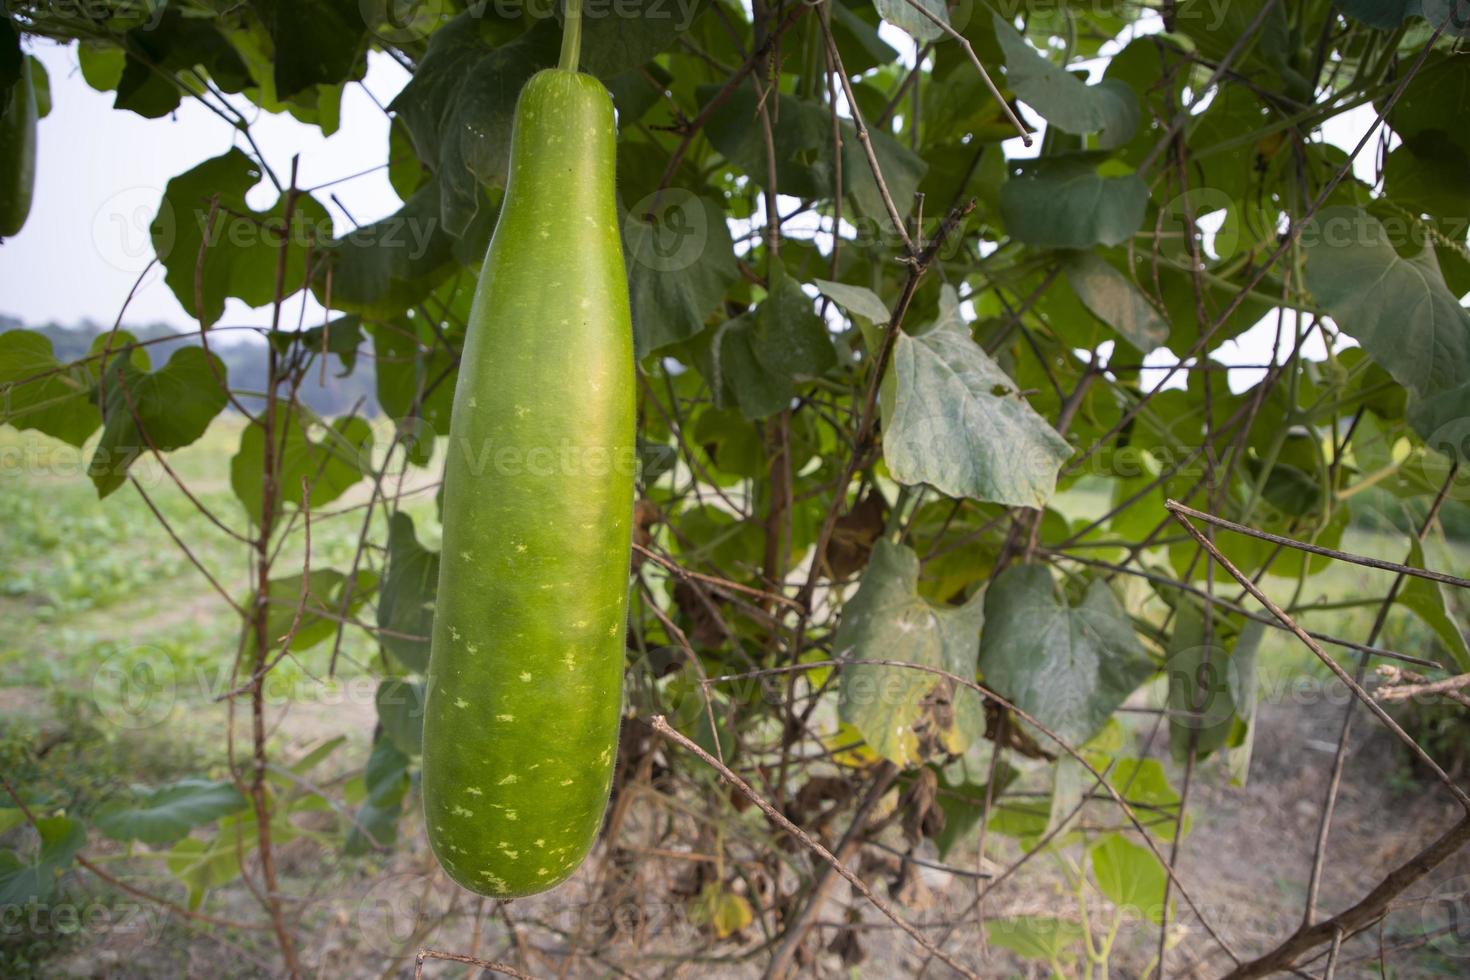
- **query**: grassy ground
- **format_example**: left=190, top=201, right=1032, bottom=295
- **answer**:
left=2, top=425, right=1468, bottom=977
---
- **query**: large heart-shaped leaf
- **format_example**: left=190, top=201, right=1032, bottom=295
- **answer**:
left=978, top=564, right=1154, bottom=747
left=151, top=148, right=332, bottom=327
left=90, top=346, right=229, bottom=498
left=1091, top=833, right=1170, bottom=924
left=313, top=181, right=457, bottom=319
left=993, top=13, right=1138, bottom=149
left=836, top=540, right=986, bottom=768
left=391, top=18, right=559, bottom=237
left=1304, top=206, right=1470, bottom=400
left=885, top=287, right=1072, bottom=508
left=1000, top=157, right=1149, bottom=249
left=0, top=329, right=102, bottom=447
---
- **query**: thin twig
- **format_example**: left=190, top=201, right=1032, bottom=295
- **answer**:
left=651, top=716, right=980, bottom=979
left=1167, top=501, right=1470, bottom=591
left=1164, top=501, right=1470, bottom=811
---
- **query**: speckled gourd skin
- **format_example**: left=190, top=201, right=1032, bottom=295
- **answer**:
left=422, top=68, right=633, bottom=898
left=0, top=59, right=37, bottom=238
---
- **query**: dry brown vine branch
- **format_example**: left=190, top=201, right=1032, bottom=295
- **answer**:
left=650, top=715, right=982, bottom=979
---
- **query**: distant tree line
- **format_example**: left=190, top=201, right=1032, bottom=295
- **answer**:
left=1, top=314, right=379, bottom=418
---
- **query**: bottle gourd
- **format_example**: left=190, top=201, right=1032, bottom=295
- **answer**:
left=0, top=56, right=37, bottom=238
left=421, top=6, right=634, bottom=898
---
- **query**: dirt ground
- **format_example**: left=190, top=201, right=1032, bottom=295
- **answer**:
left=11, top=679, right=1470, bottom=980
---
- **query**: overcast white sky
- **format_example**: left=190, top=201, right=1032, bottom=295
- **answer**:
left=0, top=23, right=1386, bottom=383
left=0, top=41, right=412, bottom=332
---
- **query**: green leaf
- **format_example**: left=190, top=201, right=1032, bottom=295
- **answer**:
left=993, top=13, right=1138, bottom=149
left=1165, top=605, right=1265, bottom=763
left=345, top=736, right=411, bottom=855
left=90, top=346, right=229, bottom=498
left=95, top=780, right=248, bottom=846
left=752, top=265, right=837, bottom=380
left=1388, top=51, right=1470, bottom=154
left=290, top=735, right=347, bottom=777
left=576, top=0, right=710, bottom=78
left=1000, top=157, right=1149, bottom=248
left=885, top=286, right=1072, bottom=508
left=0, top=816, right=85, bottom=906
left=874, top=0, right=949, bottom=43
left=376, top=678, right=427, bottom=757
left=250, top=0, right=367, bottom=100
left=152, top=149, right=333, bottom=326
left=1303, top=207, right=1470, bottom=415
left=249, top=568, right=378, bottom=654
left=114, top=9, right=253, bottom=118
left=27, top=56, right=49, bottom=119
left=986, top=916, right=1084, bottom=964
left=702, top=315, right=791, bottom=420
left=1091, top=833, right=1169, bottom=924
left=814, top=279, right=891, bottom=324
left=1384, top=133, right=1470, bottom=222
left=931, top=767, right=1018, bottom=859
left=701, top=267, right=837, bottom=420
left=368, top=320, right=457, bottom=465
left=378, top=513, right=439, bottom=673
left=836, top=540, right=986, bottom=768
left=267, top=315, right=364, bottom=375
left=314, top=179, right=457, bottom=319
left=1397, top=538, right=1470, bottom=672
left=1062, top=251, right=1169, bottom=352
left=230, top=412, right=374, bottom=525
left=0, top=329, right=102, bottom=447
left=165, top=813, right=290, bottom=911
left=1335, top=0, right=1470, bottom=37
left=391, top=18, right=559, bottom=236
left=702, top=86, right=927, bottom=232
left=978, top=565, right=1154, bottom=747
left=624, top=192, right=740, bottom=357
left=388, top=116, right=426, bottom=200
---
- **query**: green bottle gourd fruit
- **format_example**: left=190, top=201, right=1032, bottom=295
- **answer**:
left=421, top=65, right=634, bottom=898
left=0, top=57, right=37, bottom=238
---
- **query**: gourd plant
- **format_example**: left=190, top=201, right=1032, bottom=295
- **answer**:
left=1, top=0, right=1469, bottom=977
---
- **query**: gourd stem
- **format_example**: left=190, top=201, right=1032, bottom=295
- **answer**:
left=559, top=0, right=583, bottom=72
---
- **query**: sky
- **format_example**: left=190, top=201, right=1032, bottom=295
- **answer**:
left=0, top=21, right=1387, bottom=384
left=0, top=41, right=412, bottom=333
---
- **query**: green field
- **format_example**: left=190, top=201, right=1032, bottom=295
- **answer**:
left=2, top=421, right=1468, bottom=977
